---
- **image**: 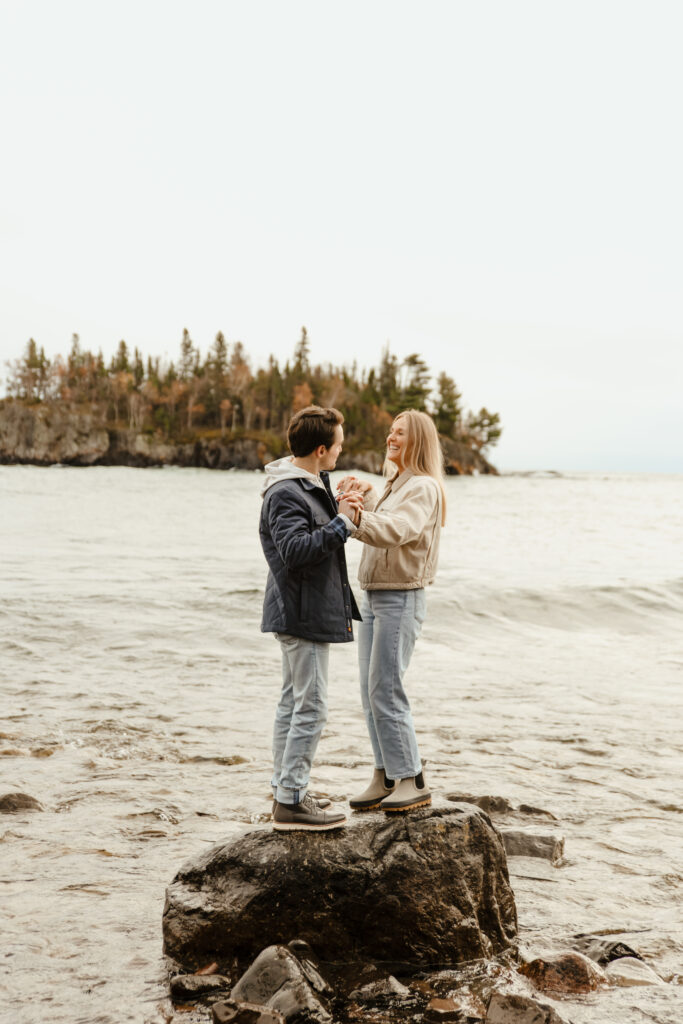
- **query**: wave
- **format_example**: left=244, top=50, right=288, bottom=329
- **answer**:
left=435, top=578, right=683, bottom=635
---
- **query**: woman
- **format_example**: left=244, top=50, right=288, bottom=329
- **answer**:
left=338, top=409, right=446, bottom=813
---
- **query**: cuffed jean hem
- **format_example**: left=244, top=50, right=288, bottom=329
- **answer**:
left=275, top=786, right=307, bottom=805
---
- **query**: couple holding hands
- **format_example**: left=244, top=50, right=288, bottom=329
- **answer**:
left=259, top=404, right=445, bottom=831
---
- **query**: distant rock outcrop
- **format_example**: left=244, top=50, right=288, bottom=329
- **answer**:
left=0, top=402, right=497, bottom=474
left=162, top=804, right=517, bottom=973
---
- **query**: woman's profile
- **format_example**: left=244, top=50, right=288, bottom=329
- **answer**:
left=338, top=409, right=446, bottom=812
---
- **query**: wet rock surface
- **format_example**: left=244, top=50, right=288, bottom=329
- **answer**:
left=447, top=794, right=558, bottom=822
left=425, top=995, right=463, bottom=1020
left=230, top=945, right=331, bottom=1023
left=163, top=803, right=517, bottom=971
left=500, top=830, right=565, bottom=864
left=170, top=972, right=232, bottom=1000
left=519, top=951, right=606, bottom=995
left=486, top=991, right=572, bottom=1023
left=570, top=933, right=644, bottom=965
left=348, top=975, right=412, bottom=1004
left=0, top=792, right=43, bottom=813
left=212, top=1001, right=286, bottom=1024
left=604, top=956, right=663, bottom=987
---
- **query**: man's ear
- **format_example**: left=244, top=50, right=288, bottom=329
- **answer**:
left=315, top=444, right=327, bottom=459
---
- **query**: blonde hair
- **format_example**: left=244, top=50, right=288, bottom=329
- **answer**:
left=385, top=409, right=447, bottom=526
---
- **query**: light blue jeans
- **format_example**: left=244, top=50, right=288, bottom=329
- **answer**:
left=271, top=633, right=329, bottom=805
left=357, top=588, right=426, bottom=780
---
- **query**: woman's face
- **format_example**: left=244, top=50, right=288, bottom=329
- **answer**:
left=386, top=417, right=410, bottom=470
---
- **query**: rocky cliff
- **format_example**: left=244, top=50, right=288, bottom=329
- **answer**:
left=0, top=402, right=497, bottom=474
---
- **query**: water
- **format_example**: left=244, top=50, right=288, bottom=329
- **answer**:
left=1, top=466, right=682, bottom=1023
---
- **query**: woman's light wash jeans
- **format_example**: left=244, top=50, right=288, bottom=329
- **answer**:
left=271, top=633, right=329, bottom=805
left=358, top=588, right=426, bottom=780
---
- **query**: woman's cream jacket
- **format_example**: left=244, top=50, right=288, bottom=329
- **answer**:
left=353, top=469, right=442, bottom=591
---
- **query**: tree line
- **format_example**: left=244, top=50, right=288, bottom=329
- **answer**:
left=2, top=328, right=502, bottom=454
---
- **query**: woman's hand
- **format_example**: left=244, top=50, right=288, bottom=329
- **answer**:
left=337, top=476, right=374, bottom=496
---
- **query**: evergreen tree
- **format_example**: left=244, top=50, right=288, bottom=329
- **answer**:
left=112, top=340, right=130, bottom=374
left=400, top=353, right=431, bottom=411
left=179, top=328, right=196, bottom=382
left=433, top=372, right=462, bottom=437
left=293, top=326, right=310, bottom=375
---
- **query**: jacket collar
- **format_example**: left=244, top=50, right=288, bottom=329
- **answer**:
left=382, top=468, right=414, bottom=496
left=390, top=469, right=414, bottom=493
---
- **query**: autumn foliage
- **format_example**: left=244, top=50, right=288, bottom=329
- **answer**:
left=2, top=327, right=502, bottom=454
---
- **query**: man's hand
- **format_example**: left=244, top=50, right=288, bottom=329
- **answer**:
left=338, top=491, right=363, bottom=526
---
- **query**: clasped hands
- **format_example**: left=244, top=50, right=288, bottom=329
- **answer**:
left=336, top=475, right=372, bottom=527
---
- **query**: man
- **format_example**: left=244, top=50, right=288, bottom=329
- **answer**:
left=260, top=405, right=363, bottom=831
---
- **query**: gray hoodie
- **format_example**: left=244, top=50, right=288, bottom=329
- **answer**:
left=260, top=456, right=326, bottom=497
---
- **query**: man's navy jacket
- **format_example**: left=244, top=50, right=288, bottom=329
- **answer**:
left=260, top=472, right=362, bottom=643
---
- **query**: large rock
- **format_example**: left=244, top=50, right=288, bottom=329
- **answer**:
left=163, top=804, right=517, bottom=971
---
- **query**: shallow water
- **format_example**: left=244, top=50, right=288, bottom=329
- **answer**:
left=1, top=466, right=682, bottom=1023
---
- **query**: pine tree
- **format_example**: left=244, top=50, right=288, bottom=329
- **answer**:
left=433, top=372, right=462, bottom=437
left=400, top=353, right=431, bottom=411
left=293, top=326, right=310, bottom=375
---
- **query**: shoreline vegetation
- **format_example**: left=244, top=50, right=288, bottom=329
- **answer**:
left=0, top=329, right=501, bottom=473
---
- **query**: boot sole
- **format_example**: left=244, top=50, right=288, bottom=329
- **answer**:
left=273, top=818, right=347, bottom=832
left=350, top=801, right=383, bottom=812
left=383, top=796, right=432, bottom=813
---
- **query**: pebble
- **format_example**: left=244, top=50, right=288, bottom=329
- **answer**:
left=349, top=975, right=411, bottom=1003
left=170, top=973, right=232, bottom=1000
left=425, top=996, right=461, bottom=1021
left=212, top=1000, right=286, bottom=1024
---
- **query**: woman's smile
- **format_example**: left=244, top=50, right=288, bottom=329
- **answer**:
left=386, top=420, right=408, bottom=469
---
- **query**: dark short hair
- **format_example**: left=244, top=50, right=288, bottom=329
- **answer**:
left=287, top=406, right=344, bottom=456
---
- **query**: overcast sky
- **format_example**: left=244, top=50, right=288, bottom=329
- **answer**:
left=1, top=0, right=681, bottom=471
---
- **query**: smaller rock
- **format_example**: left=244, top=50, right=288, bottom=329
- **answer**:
left=604, top=957, right=663, bottom=987
left=519, top=951, right=606, bottom=995
left=446, top=793, right=513, bottom=814
left=425, top=996, right=462, bottom=1021
left=212, top=1000, right=286, bottom=1024
left=231, top=945, right=331, bottom=1023
left=571, top=934, right=643, bottom=965
left=517, top=805, right=558, bottom=821
left=501, top=830, right=564, bottom=864
left=286, top=940, right=333, bottom=996
left=170, top=974, right=232, bottom=1000
left=486, top=991, right=571, bottom=1023
left=0, top=793, right=43, bottom=813
left=349, top=976, right=411, bottom=1003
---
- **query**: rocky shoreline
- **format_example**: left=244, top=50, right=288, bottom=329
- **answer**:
left=1, top=790, right=668, bottom=1023
left=0, top=402, right=497, bottom=475
left=156, top=798, right=667, bottom=1024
